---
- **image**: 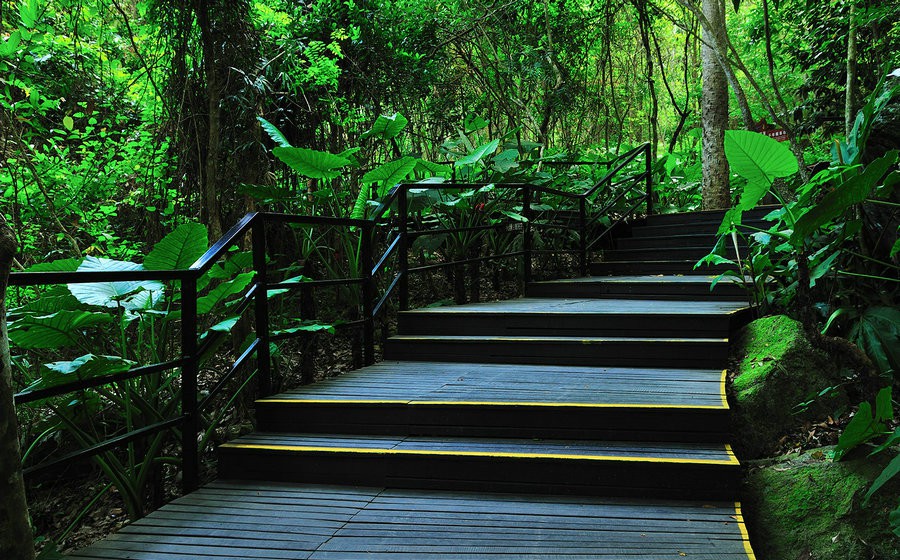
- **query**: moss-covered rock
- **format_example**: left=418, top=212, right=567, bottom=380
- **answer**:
left=744, top=447, right=900, bottom=560
left=731, top=315, right=846, bottom=458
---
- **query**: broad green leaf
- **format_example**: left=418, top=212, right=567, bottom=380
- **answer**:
left=0, top=30, right=21, bottom=57
left=892, top=237, right=900, bottom=258
left=11, top=286, right=81, bottom=314
left=257, top=116, right=292, bottom=148
left=350, top=184, right=373, bottom=221
left=501, top=210, right=528, bottom=222
left=414, top=159, right=452, bottom=178
left=26, top=258, right=82, bottom=272
left=791, top=151, right=898, bottom=245
left=208, top=316, right=240, bottom=333
left=144, top=223, right=209, bottom=271
left=207, top=251, right=253, bottom=280
left=361, top=113, right=408, bottom=140
left=197, top=272, right=255, bottom=314
left=69, top=258, right=164, bottom=310
left=492, top=149, right=519, bottom=173
left=238, top=183, right=295, bottom=202
left=272, top=147, right=350, bottom=180
left=9, top=310, right=113, bottom=349
left=273, top=321, right=336, bottom=336
left=337, top=147, right=362, bottom=167
left=870, top=427, right=900, bottom=456
left=850, top=307, right=900, bottom=377
left=724, top=130, right=798, bottom=209
left=456, top=139, right=499, bottom=167
left=464, top=113, right=489, bottom=133
left=361, top=156, right=417, bottom=186
left=864, top=453, right=900, bottom=505
left=23, top=354, right=135, bottom=394
left=63, top=115, right=74, bottom=131
left=834, top=401, right=877, bottom=461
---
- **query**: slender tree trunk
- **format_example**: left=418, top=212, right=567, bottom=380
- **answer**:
left=845, top=1, right=858, bottom=137
left=195, top=0, right=225, bottom=241
left=701, top=0, right=730, bottom=209
left=0, top=220, right=35, bottom=560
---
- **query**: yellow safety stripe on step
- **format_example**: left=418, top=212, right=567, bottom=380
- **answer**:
left=220, top=443, right=741, bottom=465
left=724, top=444, right=738, bottom=463
left=390, top=336, right=729, bottom=342
left=720, top=369, right=728, bottom=408
left=734, top=502, right=757, bottom=559
left=255, top=398, right=729, bottom=410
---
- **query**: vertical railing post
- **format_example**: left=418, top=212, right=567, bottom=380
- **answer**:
left=398, top=186, right=409, bottom=311
left=361, top=222, right=375, bottom=366
left=180, top=273, right=199, bottom=494
left=645, top=143, right=653, bottom=216
left=523, top=186, right=533, bottom=288
left=578, top=196, right=588, bottom=276
left=252, top=216, right=272, bottom=397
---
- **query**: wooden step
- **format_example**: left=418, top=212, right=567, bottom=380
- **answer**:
left=590, top=259, right=730, bottom=275
left=397, top=298, right=750, bottom=338
left=527, top=275, right=747, bottom=301
left=218, top=434, right=741, bottom=500
left=384, top=335, right=729, bottom=368
left=629, top=219, right=769, bottom=238
left=617, top=234, right=747, bottom=251
left=602, top=246, right=739, bottom=262
left=643, top=205, right=777, bottom=227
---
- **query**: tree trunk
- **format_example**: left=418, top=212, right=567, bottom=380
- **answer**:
left=700, top=0, right=730, bottom=210
left=845, top=1, right=858, bottom=137
left=0, top=220, right=35, bottom=560
left=195, top=0, right=225, bottom=241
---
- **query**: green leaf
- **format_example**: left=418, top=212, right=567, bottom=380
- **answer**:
left=891, top=237, right=900, bottom=258
left=414, top=159, right=452, bottom=178
left=144, top=223, right=208, bottom=271
left=257, top=116, right=292, bottom=148
left=68, top=258, right=164, bottom=310
left=206, top=251, right=253, bottom=280
left=456, top=139, right=499, bottom=167
left=870, top=427, right=900, bottom=456
left=24, top=354, right=135, bottom=395
left=272, top=147, right=350, bottom=180
left=197, top=272, right=255, bottom=314
left=864, top=453, right=900, bottom=505
left=492, top=149, right=519, bottom=173
left=850, top=307, right=900, bottom=378
left=361, top=113, right=408, bottom=140
left=464, top=113, right=489, bottom=133
left=835, top=401, right=877, bottom=461
left=350, top=184, right=373, bottom=221
left=26, top=258, right=82, bottom=273
left=273, top=321, right=336, bottom=336
left=791, top=151, right=898, bottom=245
left=63, top=115, right=74, bottom=131
left=208, top=316, right=240, bottom=333
left=9, top=310, right=113, bottom=349
left=361, top=156, right=417, bottom=186
left=501, top=210, right=528, bottom=222
left=238, top=183, right=295, bottom=202
left=724, top=130, right=798, bottom=209
left=0, top=30, right=21, bottom=57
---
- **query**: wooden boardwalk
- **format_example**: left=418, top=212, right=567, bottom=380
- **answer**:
left=70, top=208, right=760, bottom=558
left=71, top=482, right=753, bottom=559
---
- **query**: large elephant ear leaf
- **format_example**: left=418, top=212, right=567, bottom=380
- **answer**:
left=725, top=130, right=798, bottom=209
left=361, top=113, right=408, bottom=141
left=9, top=310, right=113, bottom=349
left=144, top=223, right=209, bottom=271
left=22, top=354, right=135, bottom=396
left=456, top=139, right=500, bottom=167
left=272, top=147, right=351, bottom=180
left=69, top=257, right=164, bottom=310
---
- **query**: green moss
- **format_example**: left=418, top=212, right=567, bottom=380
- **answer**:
left=730, top=315, right=846, bottom=458
left=745, top=448, right=900, bottom=559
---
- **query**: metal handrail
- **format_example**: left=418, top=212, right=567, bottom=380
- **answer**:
left=8, top=141, right=652, bottom=494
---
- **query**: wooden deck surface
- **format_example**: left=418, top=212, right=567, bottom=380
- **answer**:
left=69, top=481, right=755, bottom=559
left=264, top=361, right=727, bottom=408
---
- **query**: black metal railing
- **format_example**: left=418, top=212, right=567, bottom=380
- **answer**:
left=9, top=142, right=651, bottom=495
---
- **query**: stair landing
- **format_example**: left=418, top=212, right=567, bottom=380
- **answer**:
left=69, top=481, right=755, bottom=559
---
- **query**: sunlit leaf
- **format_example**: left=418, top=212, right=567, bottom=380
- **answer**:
left=68, top=258, right=164, bottom=310
left=456, top=139, right=499, bottom=166
left=257, top=116, right=292, bottom=148
left=725, top=130, right=798, bottom=209
left=361, top=113, right=408, bottom=140
left=144, top=223, right=209, bottom=271
left=272, top=147, right=350, bottom=180
left=197, top=272, right=255, bottom=314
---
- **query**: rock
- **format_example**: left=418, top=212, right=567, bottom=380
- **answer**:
left=743, top=447, right=900, bottom=560
left=731, top=315, right=846, bottom=458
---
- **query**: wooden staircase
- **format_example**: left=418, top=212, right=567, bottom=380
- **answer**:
left=70, top=208, right=761, bottom=559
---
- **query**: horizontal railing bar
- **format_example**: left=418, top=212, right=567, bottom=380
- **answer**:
left=408, top=222, right=506, bottom=239
left=14, top=358, right=187, bottom=405
left=531, top=249, right=581, bottom=255
left=261, top=212, right=372, bottom=228
left=408, top=251, right=524, bottom=274
left=267, top=277, right=364, bottom=291
left=584, top=144, right=648, bottom=198
left=23, top=416, right=184, bottom=477
left=587, top=196, right=649, bottom=251
left=9, top=269, right=192, bottom=286
left=198, top=339, right=259, bottom=412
